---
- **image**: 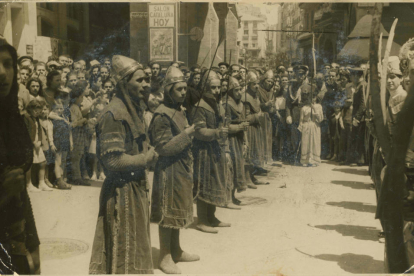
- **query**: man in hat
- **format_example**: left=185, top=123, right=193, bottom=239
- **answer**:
left=257, top=69, right=276, bottom=164
left=89, top=55, right=158, bottom=274
left=218, top=62, right=229, bottom=79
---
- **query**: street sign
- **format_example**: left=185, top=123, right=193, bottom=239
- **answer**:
left=189, top=27, right=204, bottom=42
left=148, top=4, right=175, bottom=28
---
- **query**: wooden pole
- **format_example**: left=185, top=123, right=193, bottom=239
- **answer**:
left=370, top=4, right=409, bottom=272
left=312, top=33, right=317, bottom=78
left=380, top=19, right=399, bottom=125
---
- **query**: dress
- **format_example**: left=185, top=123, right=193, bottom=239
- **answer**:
left=68, top=104, right=87, bottom=152
left=32, top=120, right=46, bottom=164
left=89, top=97, right=153, bottom=274
left=149, top=104, right=194, bottom=228
left=298, top=104, right=323, bottom=165
left=192, top=99, right=228, bottom=207
left=242, top=89, right=264, bottom=168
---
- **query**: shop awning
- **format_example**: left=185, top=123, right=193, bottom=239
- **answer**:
left=337, top=38, right=401, bottom=64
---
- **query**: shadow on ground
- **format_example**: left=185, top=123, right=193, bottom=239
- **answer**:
left=326, top=201, right=376, bottom=214
left=314, top=253, right=384, bottom=274
left=313, top=224, right=379, bottom=242
left=332, top=167, right=368, bottom=176
left=237, top=196, right=268, bottom=206
left=331, top=180, right=373, bottom=190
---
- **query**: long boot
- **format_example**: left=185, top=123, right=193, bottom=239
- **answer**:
left=158, top=226, right=181, bottom=274
left=208, top=204, right=231, bottom=227
left=251, top=167, right=269, bottom=185
left=232, top=189, right=242, bottom=206
left=196, top=200, right=218, bottom=234
left=171, top=229, right=200, bottom=263
left=245, top=165, right=257, bottom=189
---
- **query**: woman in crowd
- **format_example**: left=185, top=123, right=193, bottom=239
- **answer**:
left=183, top=72, right=201, bottom=122
left=43, top=70, right=62, bottom=108
left=0, top=34, right=41, bottom=275
left=149, top=67, right=199, bottom=274
left=192, top=70, right=230, bottom=234
left=100, top=66, right=110, bottom=83
left=26, top=77, right=45, bottom=102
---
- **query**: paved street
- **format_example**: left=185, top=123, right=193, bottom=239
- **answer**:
left=31, top=161, right=384, bottom=275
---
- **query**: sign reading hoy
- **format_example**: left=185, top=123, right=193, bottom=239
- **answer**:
left=149, top=4, right=175, bottom=28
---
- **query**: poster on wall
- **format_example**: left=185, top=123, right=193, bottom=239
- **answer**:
left=149, top=28, right=174, bottom=61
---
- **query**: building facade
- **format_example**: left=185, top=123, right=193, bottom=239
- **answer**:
left=238, top=13, right=266, bottom=68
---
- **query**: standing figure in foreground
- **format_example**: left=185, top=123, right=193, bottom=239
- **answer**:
left=192, top=70, right=231, bottom=234
left=0, top=35, right=41, bottom=275
left=149, top=67, right=199, bottom=274
left=89, top=55, right=158, bottom=274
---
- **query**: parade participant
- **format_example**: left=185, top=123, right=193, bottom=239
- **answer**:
left=0, top=35, right=41, bottom=274
left=149, top=67, right=199, bottom=274
left=192, top=70, right=231, bottom=233
left=274, top=72, right=289, bottom=161
left=225, top=77, right=249, bottom=203
left=257, top=69, right=276, bottom=164
left=218, top=62, right=229, bottom=78
left=89, top=55, right=157, bottom=274
left=298, top=85, right=323, bottom=166
left=242, top=71, right=266, bottom=187
left=286, top=65, right=307, bottom=165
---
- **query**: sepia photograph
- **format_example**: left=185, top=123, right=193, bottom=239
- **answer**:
left=1, top=1, right=414, bottom=275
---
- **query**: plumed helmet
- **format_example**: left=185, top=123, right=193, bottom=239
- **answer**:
left=164, top=66, right=186, bottom=94
left=112, top=55, right=143, bottom=83
left=261, top=69, right=275, bottom=81
left=200, top=70, right=220, bottom=88
left=228, top=76, right=241, bottom=91
left=399, top=38, right=414, bottom=75
left=246, top=70, right=259, bottom=84
left=385, top=56, right=402, bottom=76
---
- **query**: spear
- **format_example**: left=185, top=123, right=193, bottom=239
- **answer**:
left=369, top=4, right=408, bottom=272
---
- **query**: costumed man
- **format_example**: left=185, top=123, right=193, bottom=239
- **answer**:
left=286, top=65, right=307, bottom=165
left=257, top=69, right=276, bottom=165
left=89, top=55, right=158, bottom=274
left=149, top=67, right=200, bottom=274
left=192, top=70, right=231, bottom=234
left=242, top=71, right=268, bottom=187
left=224, top=77, right=249, bottom=205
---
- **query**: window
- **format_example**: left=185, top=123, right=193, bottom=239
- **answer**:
left=243, top=36, right=249, bottom=41
left=67, top=3, right=81, bottom=20
left=253, top=30, right=258, bottom=35
left=243, top=43, right=248, bottom=48
left=244, top=22, right=248, bottom=28
left=253, top=22, right=258, bottom=29
left=40, top=19, right=54, bottom=37
left=244, top=30, right=248, bottom=35
left=38, top=3, right=55, bottom=11
left=252, top=36, right=258, bottom=41
left=252, top=43, right=256, bottom=48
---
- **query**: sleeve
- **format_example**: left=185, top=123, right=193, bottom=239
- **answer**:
left=193, top=109, right=220, bottom=141
left=98, top=113, right=147, bottom=170
left=244, top=102, right=259, bottom=124
left=47, top=121, right=54, bottom=145
left=314, top=105, right=324, bottom=123
left=151, top=115, right=192, bottom=157
left=354, top=87, right=366, bottom=122
left=297, top=107, right=304, bottom=132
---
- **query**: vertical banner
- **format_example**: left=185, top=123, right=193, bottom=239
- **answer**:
left=148, top=3, right=176, bottom=62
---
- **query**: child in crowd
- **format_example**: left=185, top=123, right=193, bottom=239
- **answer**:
left=68, top=81, right=89, bottom=186
left=39, top=103, right=56, bottom=188
left=88, top=96, right=106, bottom=181
left=51, top=100, right=72, bottom=189
left=330, top=101, right=342, bottom=161
left=24, top=99, right=53, bottom=192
